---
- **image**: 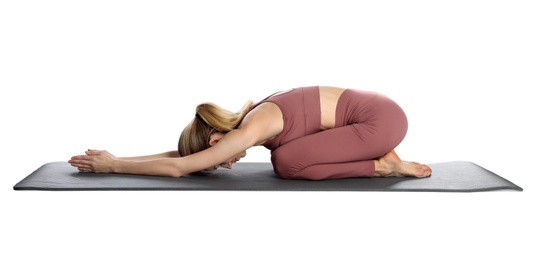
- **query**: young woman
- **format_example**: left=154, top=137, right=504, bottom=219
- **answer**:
left=69, top=86, right=432, bottom=180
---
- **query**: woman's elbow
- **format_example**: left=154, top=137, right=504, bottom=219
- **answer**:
left=164, top=159, right=187, bottom=178
left=169, top=172, right=183, bottom=178
left=163, top=165, right=185, bottom=178
left=168, top=168, right=186, bottom=178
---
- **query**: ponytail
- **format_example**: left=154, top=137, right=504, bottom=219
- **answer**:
left=195, top=101, right=254, bottom=132
left=178, top=100, right=254, bottom=156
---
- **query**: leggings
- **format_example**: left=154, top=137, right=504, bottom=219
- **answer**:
left=270, top=89, right=408, bottom=180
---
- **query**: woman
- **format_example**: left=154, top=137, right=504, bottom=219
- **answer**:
left=69, top=86, right=432, bottom=180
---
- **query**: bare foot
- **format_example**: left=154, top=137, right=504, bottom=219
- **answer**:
left=374, top=150, right=432, bottom=178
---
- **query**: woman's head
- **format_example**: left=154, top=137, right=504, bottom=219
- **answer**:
left=178, top=100, right=254, bottom=157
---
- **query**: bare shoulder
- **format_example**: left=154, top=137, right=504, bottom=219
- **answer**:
left=238, top=102, right=283, bottom=145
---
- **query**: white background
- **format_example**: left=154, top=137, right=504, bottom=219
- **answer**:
left=1, top=1, right=538, bottom=259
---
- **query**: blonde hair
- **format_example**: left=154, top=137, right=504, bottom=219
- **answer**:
left=178, top=100, right=254, bottom=156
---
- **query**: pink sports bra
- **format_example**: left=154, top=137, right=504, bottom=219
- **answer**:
left=251, top=86, right=322, bottom=151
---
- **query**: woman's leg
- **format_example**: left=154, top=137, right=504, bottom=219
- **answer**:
left=271, top=92, right=409, bottom=180
left=271, top=124, right=380, bottom=180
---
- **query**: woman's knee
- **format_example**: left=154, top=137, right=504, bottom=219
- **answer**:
left=270, top=149, right=298, bottom=179
left=363, top=95, right=409, bottom=153
left=378, top=94, right=408, bottom=142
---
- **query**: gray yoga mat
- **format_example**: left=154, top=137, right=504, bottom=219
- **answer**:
left=13, top=161, right=522, bottom=192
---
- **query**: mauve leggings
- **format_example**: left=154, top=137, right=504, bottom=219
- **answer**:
left=271, top=89, right=408, bottom=180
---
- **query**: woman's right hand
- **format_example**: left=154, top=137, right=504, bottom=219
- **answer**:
left=68, top=149, right=118, bottom=173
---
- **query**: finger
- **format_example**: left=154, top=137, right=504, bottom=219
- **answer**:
left=69, top=157, right=93, bottom=164
left=74, top=163, right=93, bottom=171
left=70, top=155, right=91, bottom=160
left=70, top=162, right=90, bottom=169
left=69, top=162, right=93, bottom=171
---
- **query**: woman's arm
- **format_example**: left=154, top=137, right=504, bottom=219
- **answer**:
left=79, top=149, right=180, bottom=161
left=69, top=150, right=187, bottom=177
left=119, top=150, right=180, bottom=161
left=68, top=129, right=260, bottom=177
left=113, top=157, right=188, bottom=177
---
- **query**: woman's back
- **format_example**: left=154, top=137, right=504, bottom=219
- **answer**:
left=319, top=86, right=346, bottom=130
left=242, top=86, right=346, bottom=150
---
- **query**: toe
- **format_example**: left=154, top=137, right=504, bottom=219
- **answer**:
left=422, top=164, right=432, bottom=177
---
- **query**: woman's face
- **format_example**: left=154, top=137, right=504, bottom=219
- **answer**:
left=205, top=150, right=247, bottom=171
left=204, top=132, right=248, bottom=171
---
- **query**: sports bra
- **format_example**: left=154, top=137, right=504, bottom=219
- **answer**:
left=251, top=86, right=322, bottom=151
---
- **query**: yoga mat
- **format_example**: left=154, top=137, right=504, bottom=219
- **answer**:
left=13, top=161, right=522, bottom=192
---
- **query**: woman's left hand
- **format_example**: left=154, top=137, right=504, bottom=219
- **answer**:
left=68, top=149, right=117, bottom=173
